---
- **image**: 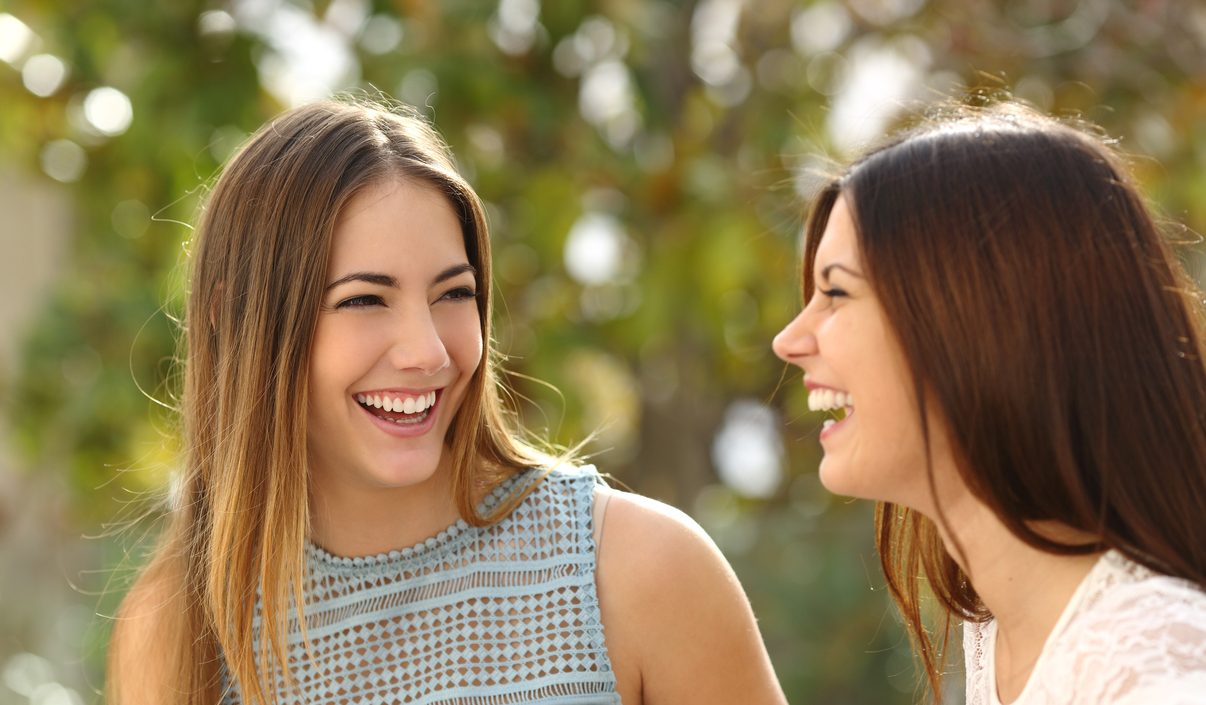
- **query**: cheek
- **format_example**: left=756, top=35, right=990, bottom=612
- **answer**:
left=440, top=307, right=483, bottom=374
left=308, top=318, right=371, bottom=392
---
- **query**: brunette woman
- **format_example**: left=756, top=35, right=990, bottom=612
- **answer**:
left=774, top=102, right=1206, bottom=704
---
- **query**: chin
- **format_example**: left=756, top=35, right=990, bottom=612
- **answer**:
left=817, top=460, right=849, bottom=496
left=818, top=462, right=875, bottom=502
left=371, top=448, right=447, bottom=487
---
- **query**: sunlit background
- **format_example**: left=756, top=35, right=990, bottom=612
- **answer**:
left=2, top=1, right=1204, bottom=703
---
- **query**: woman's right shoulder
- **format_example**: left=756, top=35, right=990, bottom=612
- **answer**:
left=107, top=560, right=186, bottom=704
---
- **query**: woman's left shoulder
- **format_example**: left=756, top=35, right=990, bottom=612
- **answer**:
left=1091, top=552, right=1206, bottom=628
left=590, top=483, right=741, bottom=599
left=593, top=487, right=725, bottom=573
left=1062, top=554, right=1206, bottom=699
left=592, top=485, right=787, bottom=705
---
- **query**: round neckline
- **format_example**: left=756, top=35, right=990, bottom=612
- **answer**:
left=305, top=469, right=533, bottom=570
left=986, top=549, right=1117, bottom=705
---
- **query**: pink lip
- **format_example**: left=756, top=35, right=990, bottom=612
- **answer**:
left=818, top=413, right=851, bottom=441
left=355, top=389, right=443, bottom=438
left=354, top=385, right=443, bottom=396
left=804, top=378, right=844, bottom=392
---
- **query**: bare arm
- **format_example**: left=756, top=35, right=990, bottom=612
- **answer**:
left=596, top=487, right=788, bottom=705
left=106, top=565, right=182, bottom=705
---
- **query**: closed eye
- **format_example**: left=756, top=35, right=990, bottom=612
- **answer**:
left=817, top=286, right=848, bottom=299
left=335, top=294, right=384, bottom=309
left=437, top=286, right=478, bottom=303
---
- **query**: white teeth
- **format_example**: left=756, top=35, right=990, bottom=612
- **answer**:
left=358, top=390, right=440, bottom=414
left=808, top=388, right=854, bottom=412
left=822, top=419, right=836, bottom=430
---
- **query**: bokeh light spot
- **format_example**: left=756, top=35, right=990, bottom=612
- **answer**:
left=83, top=87, right=134, bottom=136
left=21, top=53, right=67, bottom=97
left=39, top=140, right=87, bottom=183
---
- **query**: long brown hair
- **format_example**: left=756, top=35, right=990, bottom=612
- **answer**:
left=109, top=99, right=553, bottom=705
left=798, top=102, right=1206, bottom=700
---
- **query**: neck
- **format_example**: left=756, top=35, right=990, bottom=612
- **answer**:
left=308, top=455, right=464, bottom=558
left=937, top=496, right=1102, bottom=702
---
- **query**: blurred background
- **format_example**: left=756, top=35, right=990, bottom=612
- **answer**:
left=1, top=0, right=1204, bottom=703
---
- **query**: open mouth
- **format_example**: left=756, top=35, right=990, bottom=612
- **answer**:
left=355, top=390, right=439, bottom=425
left=808, top=388, right=854, bottom=432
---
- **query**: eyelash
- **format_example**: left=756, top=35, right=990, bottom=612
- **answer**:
left=334, top=287, right=478, bottom=309
left=817, top=286, right=848, bottom=299
left=440, top=286, right=478, bottom=302
left=335, top=294, right=382, bottom=309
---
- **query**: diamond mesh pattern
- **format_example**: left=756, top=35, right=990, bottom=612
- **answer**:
left=222, top=467, right=620, bottom=705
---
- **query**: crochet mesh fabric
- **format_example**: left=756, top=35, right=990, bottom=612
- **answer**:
left=222, top=466, right=620, bottom=705
left=964, top=550, right=1206, bottom=705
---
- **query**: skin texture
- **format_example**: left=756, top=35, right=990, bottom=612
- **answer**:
left=307, top=178, right=482, bottom=556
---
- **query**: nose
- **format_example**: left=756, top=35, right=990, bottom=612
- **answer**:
left=388, top=307, right=451, bottom=375
left=773, top=308, right=818, bottom=365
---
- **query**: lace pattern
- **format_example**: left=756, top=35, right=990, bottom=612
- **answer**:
left=222, top=466, right=620, bottom=705
left=964, top=550, right=1206, bottom=704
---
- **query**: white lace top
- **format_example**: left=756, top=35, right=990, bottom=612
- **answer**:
left=964, top=550, right=1206, bottom=705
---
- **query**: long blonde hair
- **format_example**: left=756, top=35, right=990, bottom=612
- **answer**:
left=112, top=100, right=552, bottom=705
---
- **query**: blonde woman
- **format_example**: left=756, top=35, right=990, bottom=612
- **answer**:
left=107, top=100, right=786, bottom=705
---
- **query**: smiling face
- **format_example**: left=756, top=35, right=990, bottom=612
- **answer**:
left=306, top=178, right=483, bottom=498
left=773, top=195, right=953, bottom=511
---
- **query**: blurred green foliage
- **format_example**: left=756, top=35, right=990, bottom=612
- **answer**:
left=1, top=0, right=1204, bottom=703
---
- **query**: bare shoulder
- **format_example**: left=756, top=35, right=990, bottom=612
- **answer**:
left=594, top=486, right=755, bottom=622
left=594, top=486, right=786, bottom=705
left=107, top=560, right=183, bottom=704
left=595, top=487, right=735, bottom=589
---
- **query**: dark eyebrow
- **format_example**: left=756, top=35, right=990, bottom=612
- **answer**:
left=819, top=263, right=865, bottom=282
left=434, top=263, right=477, bottom=285
left=325, top=272, right=396, bottom=291
left=324, top=264, right=477, bottom=291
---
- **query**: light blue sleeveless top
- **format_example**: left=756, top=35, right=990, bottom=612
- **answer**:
left=222, top=466, right=621, bottom=705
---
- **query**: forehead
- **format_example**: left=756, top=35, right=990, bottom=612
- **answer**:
left=329, top=179, right=466, bottom=267
left=813, top=195, right=860, bottom=272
